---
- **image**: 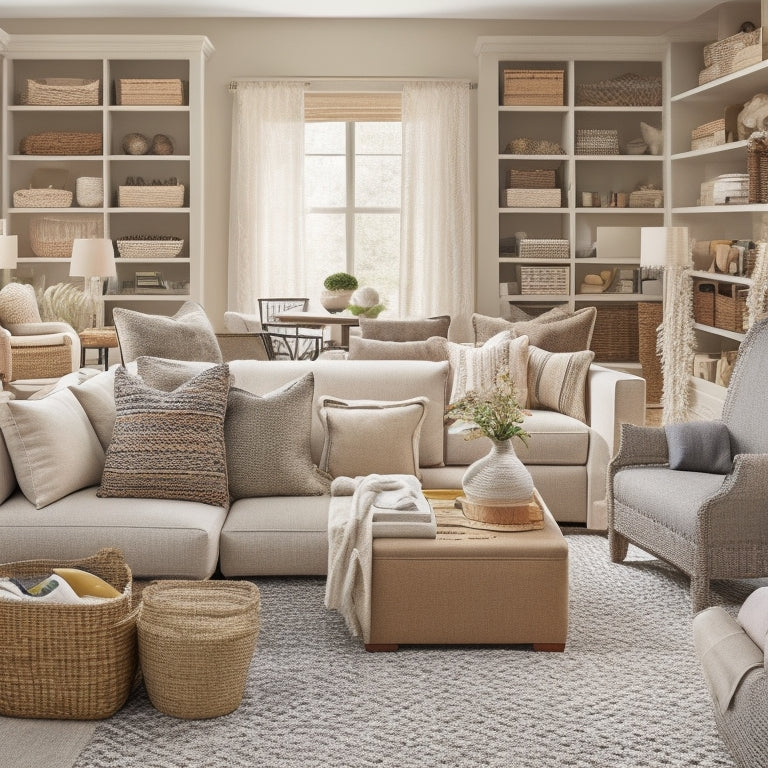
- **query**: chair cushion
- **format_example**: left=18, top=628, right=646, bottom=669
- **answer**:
left=0, top=283, right=42, bottom=326
left=527, top=346, right=594, bottom=423
left=113, top=300, right=223, bottom=365
left=665, top=420, right=732, bottom=474
left=359, top=315, right=451, bottom=341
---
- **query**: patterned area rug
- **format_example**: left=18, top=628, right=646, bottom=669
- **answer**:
left=71, top=536, right=761, bottom=768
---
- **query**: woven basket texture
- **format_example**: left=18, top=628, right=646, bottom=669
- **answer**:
left=0, top=548, right=136, bottom=720
left=23, top=78, right=100, bottom=106
left=505, top=169, right=556, bottom=189
left=13, top=188, right=73, bottom=208
left=714, top=284, right=748, bottom=332
left=503, top=70, right=563, bottom=106
left=575, top=129, right=619, bottom=155
left=518, top=239, right=569, bottom=259
left=693, top=280, right=717, bottom=326
left=12, top=340, right=72, bottom=379
left=519, top=265, right=569, bottom=295
left=29, top=216, right=101, bottom=258
left=629, top=189, right=664, bottom=208
left=116, top=78, right=184, bottom=106
left=19, top=132, right=102, bottom=156
left=748, top=133, right=768, bottom=204
left=637, top=302, right=663, bottom=403
left=117, top=238, right=184, bottom=259
left=505, top=188, right=561, bottom=208
left=590, top=304, right=639, bottom=361
left=575, top=72, right=662, bottom=107
left=118, top=185, right=185, bottom=208
left=75, top=177, right=104, bottom=207
left=138, top=580, right=260, bottom=719
left=699, top=29, right=762, bottom=84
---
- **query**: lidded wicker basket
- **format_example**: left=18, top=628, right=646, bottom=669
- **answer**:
left=137, top=580, right=260, bottom=719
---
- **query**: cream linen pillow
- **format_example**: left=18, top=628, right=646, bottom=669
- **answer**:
left=527, top=345, right=594, bottom=423
left=447, top=335, right=529, bottom=405
left=0, top=388, right=105, bottom=508
left=347, top=336, right=449, bottom=361
left=68, top=368, right=117, bottom=451
left=318, top=396, right=428, bottom=479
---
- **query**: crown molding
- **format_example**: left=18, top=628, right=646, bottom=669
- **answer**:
left=4, top=34, right=214, bottom=58
left=474, top=35, right=668, bottom=59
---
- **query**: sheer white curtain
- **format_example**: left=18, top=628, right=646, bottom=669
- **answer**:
left=400, top=81, right=474, bottom=341
left=228, top=81, right=306, bottom=314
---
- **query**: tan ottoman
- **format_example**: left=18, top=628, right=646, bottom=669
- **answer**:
left=366, top=499, right=569, bottom=652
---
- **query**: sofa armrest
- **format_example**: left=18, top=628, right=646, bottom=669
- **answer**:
left=6, top=321, right=81, bottom=375
left=587, top=364, right=646, bottom=459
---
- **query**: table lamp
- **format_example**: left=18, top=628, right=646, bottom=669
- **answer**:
left=640, top=226, right=693, bottom=425
left=69, top=238, right=116, bottom=328
left=0, top=220, right=18, bottom=287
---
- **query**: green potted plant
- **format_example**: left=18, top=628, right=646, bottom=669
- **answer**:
left=321, top=272, right=358, bottom=313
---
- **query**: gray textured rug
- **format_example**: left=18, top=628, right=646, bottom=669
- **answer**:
left=64, top=536, right=762, bottom=768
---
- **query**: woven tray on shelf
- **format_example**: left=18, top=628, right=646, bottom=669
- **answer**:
left=575, top=129, right=619, bottom=155
left=590, top=304, right=639, bottom=362
left=518, top=239, right=569, bottom=259
left=714, top=283, right=749, bottom=332
left=575, top=72, right=662, bottom=107
left=505, top=168, right=556, bottom=189
left=117, top=237, right=185, bottom=259
left=748, top=132, right=768, bottom=204
left=29, top=216, right=102, bottom=258
left=116, top=78, right=184, bottom=106
left=503, top=69, right=564, bottom=106
left=118, top=184, right=185, bottom=208
left=0, top=548, right=136, bottom=720
left=19, top=131, right=102, bottom=156
left=693, top=280, right=717, bottom=326
left=505, top=188, right=561, bottom=208
left=13, top=188, right=73, bottom=208
left=22, top=77, right=100, bottom=106
left=520, top=265, right=569, bottom=295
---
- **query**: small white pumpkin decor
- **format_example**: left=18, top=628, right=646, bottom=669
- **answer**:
left=347, top=287, right=385, bottom=318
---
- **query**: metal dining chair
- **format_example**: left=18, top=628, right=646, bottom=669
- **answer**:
left=257, top=298, right=325, bottom=360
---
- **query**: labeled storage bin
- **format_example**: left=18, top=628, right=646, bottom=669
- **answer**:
left=520, top=265, right=569, bottom=295
left=118, top=184, right=185, bottom=208
left=505, top=188, right=561, bottom=208
left=22, top=77, right=100, bottom=106
left=693, top=280, right=716, bottom=326
left=714, top=283, right=748, bottom=332
left=518, top=239, right=569, bottom=259
left=116, top=78, right=184, bottom=106
left=503, top=69, right=564, bottom=106
left=0, top=548, right=136, bottom=720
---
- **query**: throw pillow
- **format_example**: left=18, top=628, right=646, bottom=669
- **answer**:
left=359, top=315, right=451, bottom=341
left=527, top=345, right=594, bottom=423
left=0, top=388, right=104, bottom=509
left=665, top=421, right=732, bottom=474
left=738, top=586, right=768, bottom=651
left=68, top=368, right=117, bottom=451
left=113, top=301, right=223, bottom=365
left=0, top=283, right=42, bottom=326
left=318, top=396, right=428, bottom=479
left=226, top=373, right=329, bottom=499
left=137, top=356, right=216, bottom=392
left=447, top=336, right=529, bottom=405
left=98, top=364, right=230, bottom=509
left=472, top=307, right=567, bottom=344
left=511, top=307, right=597, bottom=353
left=347, top=336, right=449, bottom=362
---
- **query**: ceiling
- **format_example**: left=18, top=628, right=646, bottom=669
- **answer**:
left=0, top=0, right=727, bottom=22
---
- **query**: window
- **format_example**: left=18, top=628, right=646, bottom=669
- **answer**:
left=304, top=114, right=402, bottom=312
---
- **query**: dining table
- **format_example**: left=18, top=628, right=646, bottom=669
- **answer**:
left=273, top=309, right=360, bottom=348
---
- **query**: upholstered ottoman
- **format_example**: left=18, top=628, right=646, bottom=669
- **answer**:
left=366, top=498, right=569, bottom=651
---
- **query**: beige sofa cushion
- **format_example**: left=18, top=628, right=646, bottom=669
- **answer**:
left=347, top=336, right=448, bottom=361
left=68, top=367, right=117, bottom=451
left=359, top=315, right=450, bottom=341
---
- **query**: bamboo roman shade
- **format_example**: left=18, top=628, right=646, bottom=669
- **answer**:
left=304, top=92, right=402, bottom=122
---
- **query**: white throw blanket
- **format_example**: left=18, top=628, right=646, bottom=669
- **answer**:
left=325, top=473, right=424, bottom=643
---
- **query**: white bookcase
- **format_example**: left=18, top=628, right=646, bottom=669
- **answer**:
left=1, top=34, right=213, bottom=323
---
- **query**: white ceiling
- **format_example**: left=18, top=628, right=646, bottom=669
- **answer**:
left=0, top=0, right=726, bottom=22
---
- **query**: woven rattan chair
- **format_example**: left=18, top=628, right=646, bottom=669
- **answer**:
left=608, top=315, right=768, bottom=612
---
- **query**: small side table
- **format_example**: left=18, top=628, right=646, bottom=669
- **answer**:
left=79, top=326, right=119, bottom=370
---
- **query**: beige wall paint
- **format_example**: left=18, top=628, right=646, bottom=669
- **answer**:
left=0, top=16, right=674, bottom=329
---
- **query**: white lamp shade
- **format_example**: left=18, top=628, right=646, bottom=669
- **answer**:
left=640, top=227, right=690, bottom=268
left=0, top=235, right=18, bottom=269
left=69, top=238, right=116, bottom=278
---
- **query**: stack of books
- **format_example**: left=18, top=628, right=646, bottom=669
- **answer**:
left=135, top=270, right=168, bottom=294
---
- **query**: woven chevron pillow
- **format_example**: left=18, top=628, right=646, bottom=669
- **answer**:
left=98, top=363, right=230, bottom=509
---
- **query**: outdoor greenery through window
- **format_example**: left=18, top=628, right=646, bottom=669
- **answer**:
left=304, top=121, right=402, bottom=312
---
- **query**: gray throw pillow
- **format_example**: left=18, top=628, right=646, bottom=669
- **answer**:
left=113, top=301, right=223, bottom=364
left=665, top=421, right=732, bottom=474
left=359, top=315, right=451, bottom=341
left=137, top=356, right=216, bottom=392
left=347, top=336, right=449, bottom=361
left=225, top=373, right=329, bottom=499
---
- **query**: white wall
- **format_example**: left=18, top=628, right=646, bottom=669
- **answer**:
left=0, top=16, right=676, bottom=329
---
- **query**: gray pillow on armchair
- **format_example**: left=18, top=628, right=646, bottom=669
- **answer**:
left=665, top=420, right=732, bottom=474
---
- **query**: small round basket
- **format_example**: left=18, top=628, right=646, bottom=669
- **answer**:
left=137, top=580, right=260, bottom=719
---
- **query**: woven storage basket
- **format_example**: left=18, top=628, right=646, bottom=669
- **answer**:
left=116, top=78, right=184, bottom=106
left=693, top=280, right=717, bottom=326
left=629, top=188, right=664, bottom=208
left=19, top=132, right=102, bottom=156
left=11, top=339, right=73, bottom=379
left=76, top=177, right=104, bottom=207
left=714, top=283, right=748, bottom=332
left=23, top=77, right=100, bottom=106
left=13, top=188, right=73, bottom=208
left=575, top=72, right=662, bottom=107
left=0, top=548, right=136, bottom=720
left=691, top=119, right=727, bottom=150
left=117, top=237, right=184, bottom=259
left=637, top=302, right=663, bottom=403
left=29, top=216, right=102, bottom=258
left=703, top=28, right=761, bottom=68
left=138, top=580, right=260, bottom=719
left=520, top=265, right=569, bottom=295
left=748, top=133, right=768, bottom=204
left=575, top=129, right=619, bottom=155
left=505, top=188, right=561, bottom=208
left=590, top=304, right=639, bottom=361
left=518, top=239, right=569, bottom=259
left=505, top=168, right=556, bottom=189
left=503, top=69, right=564, bottom=106
left=118, top=185, right=185, bottom=208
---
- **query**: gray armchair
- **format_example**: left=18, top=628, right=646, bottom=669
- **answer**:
left=607, top=315, right=768, bottom=612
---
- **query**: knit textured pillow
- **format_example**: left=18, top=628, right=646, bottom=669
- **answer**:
left=98, top=364, right=230, bottom=509
left=0, top=283, right=42, bottom=326
left=113, top=301, right=223, bottom=365
left=226, top=373, right=329, bottom=499
left=527, top=346, right=594, bottom=423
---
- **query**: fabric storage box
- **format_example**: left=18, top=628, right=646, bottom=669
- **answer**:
left=693, top=280, right=716, bottom=326
left=505, top=188, right=561, bottom=208
left=116, top=78, right=184, bottom=106
left=503, top=69, right=564, bottom=106
left=575, top=72, right=662, bottom=107
left=13, top=188, right=73, bottom=208
left=590, top=304, right=639, bottom=361
left=518, top=239, right=569, bottom=259
left=0, top=548, right=136, bottom=720
left=118, top=184, right=185, bottom=208
left=575, top=129, right=619, bottom=155
left=22, top=77, right=100, bottom=106
left=714, top=283, right=748, bottom=332
left=19, top=131, right=102, bottom=156
left=520, top=266, right=569, bottom=295
left=505, top=169, right=556, bottom=189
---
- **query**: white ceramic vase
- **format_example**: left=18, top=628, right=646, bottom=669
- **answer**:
left=461, top=438, right=534, bottom=505
left=320, top=289, right=353, bottom=313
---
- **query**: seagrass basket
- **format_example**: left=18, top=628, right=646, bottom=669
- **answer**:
left=0, top=548, right=136, bottom=720
left=116, top=78, right=184, bottom=106
left=693, top=280, right=716, bottom=326
left=12, top=188, right=73, bottom=208
left=575, top=129, right=619, bottom=155
left=505, top=168, right=556, bottom=189
left=19, top=131, right=102, bottom=156
left=518, top=239, right=569, bottom=259
left=503, top=69, right=564, bottom=106
left=637, top=301, right=663, bottom=403
left=714, top=283, right=748, bottom=332
left=590, top=304, right=639, bottom=361
left=118, top=184, right=185, bottom=208
left=747, top=132, right=768, bottom=204
left=575, top=72, right=662, bottom=107
left=116, top=236, right=185, bottom=259
left=22, top=77, right=100, bottom=106
left=29, top=216, right=102, bottom=258
left=11, top=338, right=73, bottom=380
left=138, top=580, right=260, bottom=719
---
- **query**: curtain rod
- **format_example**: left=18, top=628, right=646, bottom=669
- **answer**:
left=229, top=77, right=476, bottom=91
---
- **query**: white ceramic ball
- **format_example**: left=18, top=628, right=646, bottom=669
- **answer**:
left=350, top=287, right=379, bottom=308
